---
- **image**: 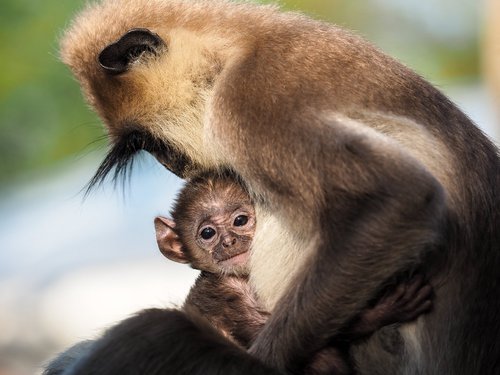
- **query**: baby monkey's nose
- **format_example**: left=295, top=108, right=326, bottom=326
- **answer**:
left=222, top=236, right=237, bottom=248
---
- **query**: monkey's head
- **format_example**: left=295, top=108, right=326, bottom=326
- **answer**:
left=155, top=174, right=256, bottom=275
left=59, top=0, right=262, bottom=185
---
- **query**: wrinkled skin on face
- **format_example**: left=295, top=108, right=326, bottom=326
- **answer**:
left=193, top=199, right=255, bottom=273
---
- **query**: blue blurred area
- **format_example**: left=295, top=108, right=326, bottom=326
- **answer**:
left=0, top=154, right=200, bottom=374
left=1, top=154, right=180, bottom=280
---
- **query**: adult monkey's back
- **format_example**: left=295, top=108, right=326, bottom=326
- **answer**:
left=60, top=1, right=500, bottom=374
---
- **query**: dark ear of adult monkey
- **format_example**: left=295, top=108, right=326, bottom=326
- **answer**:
left=58, top=1, right=499, bottom=374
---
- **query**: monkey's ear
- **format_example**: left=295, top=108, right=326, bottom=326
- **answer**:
left=154, top=216, right=189, bottom=264
left=98, top=28, right=165, bottom=75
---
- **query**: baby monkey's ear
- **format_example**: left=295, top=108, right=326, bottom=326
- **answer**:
left=154, top=216, right=189, bottom=264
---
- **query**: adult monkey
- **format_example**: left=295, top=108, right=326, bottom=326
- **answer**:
left=59, top=0, right=500, bottom=374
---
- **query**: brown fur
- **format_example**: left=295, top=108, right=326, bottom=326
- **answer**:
left=43, top=173, right=436, bottom=375
left=161, top=173, right=430, bottom=363
left=183, top=272, right=268, bottom=348
left=59, top=1, right=500, bottom=374
left=161, top=174, right=434, bottom=373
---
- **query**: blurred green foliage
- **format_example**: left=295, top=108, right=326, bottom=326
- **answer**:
left=0, top=0, right=101, bottom=186
left=0, top=0, right=479, bottom=187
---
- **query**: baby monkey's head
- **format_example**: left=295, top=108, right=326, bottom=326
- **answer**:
left=155, top=173, right=255, bottom=276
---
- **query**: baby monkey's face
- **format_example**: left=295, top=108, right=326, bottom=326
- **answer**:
left=155, top=178, right=256, bottom=276
left=193, top=197, right=256, bottom=274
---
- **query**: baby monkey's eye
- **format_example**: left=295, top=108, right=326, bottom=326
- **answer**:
left=200, top=227, right=216, bottom=240
left=233, top=215, right=248, bottom=227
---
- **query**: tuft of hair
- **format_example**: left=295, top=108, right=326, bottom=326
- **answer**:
left=85, top=129, right=192, bottom=194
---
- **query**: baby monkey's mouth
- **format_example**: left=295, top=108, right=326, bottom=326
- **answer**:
left=218, top=250, right=250, bottom=267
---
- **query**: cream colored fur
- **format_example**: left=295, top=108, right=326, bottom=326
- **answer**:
left=400, top=321, right=425, bottom=373
left=250, top=207, right=318, bottom=311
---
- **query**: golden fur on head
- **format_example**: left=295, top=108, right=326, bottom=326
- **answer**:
left=60, top=0, right=282, bottom=172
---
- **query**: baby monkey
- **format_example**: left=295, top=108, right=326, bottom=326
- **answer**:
left=155, top=173, right=433, bottom=373
left=155, top=172, right=266, bottom=347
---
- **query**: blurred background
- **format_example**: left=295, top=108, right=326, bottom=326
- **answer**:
left=0, top=0, right=499, bottom=374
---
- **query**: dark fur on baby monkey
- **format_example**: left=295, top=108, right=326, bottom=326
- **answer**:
left=154, top=173, right=434, bottom=374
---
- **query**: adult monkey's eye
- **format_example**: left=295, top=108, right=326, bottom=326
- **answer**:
left=234, top=215, right=248, bottom=227
left=200, top=227, right=216, bottom=240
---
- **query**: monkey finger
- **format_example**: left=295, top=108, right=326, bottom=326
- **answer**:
left=381, top=282, right=408, bottom=306
left=404, top=300, right=433, bottom=321
left=399, top=274, right=425, bottom=303
left=400, top=285, right=433, bottom=313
